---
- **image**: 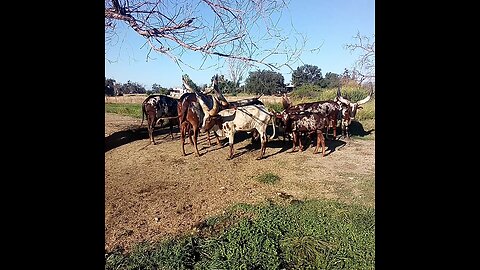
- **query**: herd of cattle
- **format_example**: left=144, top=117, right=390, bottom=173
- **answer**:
left=141, top=75, right=372, bottom=160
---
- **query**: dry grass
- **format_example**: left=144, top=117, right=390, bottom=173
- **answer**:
left=104, top=94, right=284, bottom=104
left=105, top=94, right=148, bottom=104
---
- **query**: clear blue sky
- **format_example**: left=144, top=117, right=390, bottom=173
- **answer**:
left=105, top=0, right=374, bottom=90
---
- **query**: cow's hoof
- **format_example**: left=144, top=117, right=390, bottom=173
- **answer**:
left=256, top=156, right=263, bottom=160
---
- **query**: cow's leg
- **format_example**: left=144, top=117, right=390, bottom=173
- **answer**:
left=148, top=117, right=156, bottom=145
left=341, top=122, right=347, bottom=139
left=213, top=130, right=221, bottom=147
left=313, top=130, right=324, bottom=155
left=316, top=130, right=326, bottom=156
left=169, top=121, right=174, bottom=140
left=180, top=122, right=187, bottom=156
left=192, top=125, right=201, bottom=157
left=206, top=131, right=212, bottom=147
left=187, top=124, right=194, bottom=145
left=257, top=131, right=267, bottom=160
left=251, top=129, right=259, bottom=144
left=182, top=123, right=193, bottom=144
left=227, top=131, right=235, bottom=160
left=299, top=133, right=305, bottom=152
left=346, top=125, right=350, bottom=139
left=332, top=119, right=337, bottom=140
left=291, top=132, right=298, bottom=152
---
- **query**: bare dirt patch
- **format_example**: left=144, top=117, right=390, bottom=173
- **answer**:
left=105, top=113, right=375, bottom=253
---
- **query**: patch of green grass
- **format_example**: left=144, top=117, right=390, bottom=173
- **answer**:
left=256, top=172, right=281, bottom=184
left=105, top=103, right=143, bottom=118
left=355, top=99, right=375, bottom=121
left=338, top=173, right=375, bottom=207
left=264, top=102, right=284, bottom=113
left=105, top=200, right=375, bottom=270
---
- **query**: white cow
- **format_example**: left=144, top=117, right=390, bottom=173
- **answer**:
left=197, top=95, right=275, bottom=160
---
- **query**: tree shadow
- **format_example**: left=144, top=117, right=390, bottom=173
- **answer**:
left=105, top=126, right=180, bottom=152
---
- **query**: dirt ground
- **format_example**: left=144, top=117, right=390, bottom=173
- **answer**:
left=105, top=112, right=375, bottom=253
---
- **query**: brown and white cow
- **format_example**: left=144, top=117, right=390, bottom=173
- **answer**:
left=178, top=74, right=266, bottom=156
left=280, top=94, right=339, bottom=140
left=334, top=87, right=372, bottom=138
left=281, top=111, right=327, bottom=156
left=141, top=94, right=179, bottom=144
left=198, top=96, right=276, bottom=160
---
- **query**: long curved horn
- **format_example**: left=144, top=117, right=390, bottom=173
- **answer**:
left=182, top=77, right=195, bottom=93
left=196, top=93, right=212, bottom=116
left=337, top=95, right=350, bottom=105
left=356, top=93, right=371, bottom=105
left=337, top=86, right=342, bottom=97
left=209, top=95, right=220, bottom=116
left=203, top=86, right=213, bottom=94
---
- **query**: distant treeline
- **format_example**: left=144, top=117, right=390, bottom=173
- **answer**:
left=105, top=64, right=374, bottom=97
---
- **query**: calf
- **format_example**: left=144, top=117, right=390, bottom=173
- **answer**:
left=198, top=96, right=275, bottom=160
left=141, top=94, right=179, bottom=144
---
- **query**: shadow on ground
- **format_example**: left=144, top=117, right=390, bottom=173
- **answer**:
left=105, top=126, right=179, bottom=152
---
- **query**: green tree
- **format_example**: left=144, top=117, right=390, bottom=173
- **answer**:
left=291, top=64, right=323, bottom=87
left=322, top=72, right=341, bottom=88
left=151, top=83, right=169, bottom=95
left=216, top=75, right=239, bottom=95
left=244, top=70, right=285, bottom=95
left=122, top=80, right=146, bottom=94
left=105, top=77, right=116, bottom=96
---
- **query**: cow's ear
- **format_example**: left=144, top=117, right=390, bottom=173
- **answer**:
left=358, top=106, right=363, bottom=110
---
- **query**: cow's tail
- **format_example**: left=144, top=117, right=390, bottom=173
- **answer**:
left=181, top=99, right=189, bottom=123
left=269, top=113, right=276, bottom=140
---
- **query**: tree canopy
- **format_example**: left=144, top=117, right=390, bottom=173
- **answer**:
left=244, top=70, right=285, bottom=95
left=291, top=64, right=323, bottom=87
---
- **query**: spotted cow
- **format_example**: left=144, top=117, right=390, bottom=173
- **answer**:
left=141, top=94, right=179, bottom=144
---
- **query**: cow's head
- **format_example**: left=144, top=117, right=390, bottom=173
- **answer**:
left=197, top=94, right=221, bottom=133
left=335, top=88, right=372, bottom=120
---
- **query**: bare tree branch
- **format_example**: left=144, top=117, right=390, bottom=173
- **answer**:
left=344, top=31, right=375, bottom=83
left=105, top=0, right=305, bottom=70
